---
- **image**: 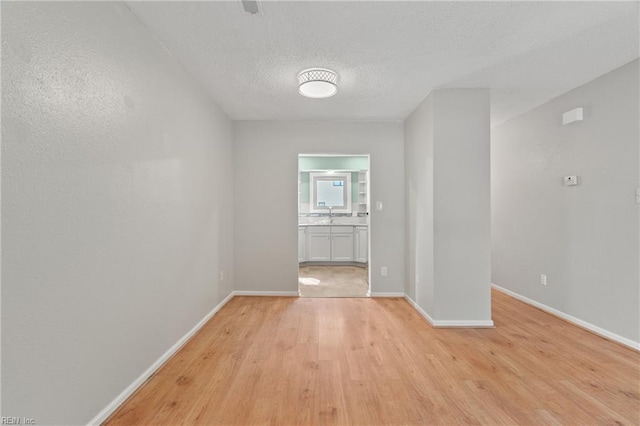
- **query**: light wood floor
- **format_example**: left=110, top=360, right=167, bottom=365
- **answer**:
left=299, top=265, right=369, bottom=297
left=106, top=290, right=639, bottom=425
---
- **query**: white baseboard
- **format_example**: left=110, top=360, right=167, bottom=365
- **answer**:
left=492, top=284, right=640, bottom=351
left=233, top=291, right=299, bottom=296
left=370, top=292, right=405, bottom=297
left=404, top=294, right=436, bottom=325
left=403, top=295, right=494, bottom=328
left=87, top=291, right=235, bottom=425
left=432, top=319, right=495, bottom=328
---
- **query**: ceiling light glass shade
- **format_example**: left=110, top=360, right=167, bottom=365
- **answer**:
left=298, top=68, right=338, bottom=98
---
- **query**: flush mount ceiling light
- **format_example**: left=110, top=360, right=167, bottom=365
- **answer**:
left=297, top=68, right=338, bottom=98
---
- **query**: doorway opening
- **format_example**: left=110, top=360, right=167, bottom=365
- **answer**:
left=297, top=154, right=371, bottom=297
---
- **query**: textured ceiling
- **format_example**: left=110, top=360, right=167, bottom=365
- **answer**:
left=127, top=1, right=639, bottom=124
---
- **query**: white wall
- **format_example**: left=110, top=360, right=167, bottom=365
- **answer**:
left=1, top=2, right=234, bottom=423
left=492, top=60, right=639, bottom=344
left=233, top=121, right=404, bottom=294
left=405, top=89, right=492, bottom=323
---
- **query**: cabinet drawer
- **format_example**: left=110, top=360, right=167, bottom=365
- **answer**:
left=330, top=226, right=353, bottom=234
left=307, top=226, right=330, bottom=234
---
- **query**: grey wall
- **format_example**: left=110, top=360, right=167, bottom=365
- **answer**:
left=405, top=95, right=434, bottom=310
left=2, top=2, right=234, bottom=423
left=233, top=121, right=404, bottom=294
left=405, top=89, right=492, bottom=323
left=433, top=90, right=491, bottom=321
left=492, top=59, right=639, bottom=343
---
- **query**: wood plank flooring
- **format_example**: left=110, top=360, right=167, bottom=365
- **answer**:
left=106, top=290, right=639, bottom=425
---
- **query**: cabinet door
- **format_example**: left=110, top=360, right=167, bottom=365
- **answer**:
left=355, top=227, right=368, bottom=263
left=298, top=227, right=306, bottom=262
left=331, top=233, right=354, bottom=261
left=308, top=233, right=331, bottom=261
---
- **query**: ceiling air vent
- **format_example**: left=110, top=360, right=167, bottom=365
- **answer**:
left=242, top=0, right=262, bottom=15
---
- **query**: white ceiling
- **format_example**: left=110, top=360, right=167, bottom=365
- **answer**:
left=127, top=1, right=639, bottom=124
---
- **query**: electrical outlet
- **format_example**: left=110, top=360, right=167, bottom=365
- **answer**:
left=563, top=176, right=578, bottom=186
left=540, top=274, right=547, bottom=286
left=381, top=266, right=388, bottom=276
left=220, top=270, right=224, bottom=282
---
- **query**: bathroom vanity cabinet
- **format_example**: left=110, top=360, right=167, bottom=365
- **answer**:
left=298, top=225, right=367, bottom=264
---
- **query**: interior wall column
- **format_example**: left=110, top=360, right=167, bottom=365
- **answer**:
left=405, top=88, right=492, bottom=325
left=431, top=89, right=491, bottom=324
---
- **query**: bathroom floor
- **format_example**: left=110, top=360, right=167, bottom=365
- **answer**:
left=298, top=265, right=369, bottom=297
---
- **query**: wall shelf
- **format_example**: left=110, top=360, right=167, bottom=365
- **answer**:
left=357, top=170, right=369, bottom=213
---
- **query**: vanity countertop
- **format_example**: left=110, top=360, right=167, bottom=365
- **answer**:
left=298, top=222, right=368, bottom=227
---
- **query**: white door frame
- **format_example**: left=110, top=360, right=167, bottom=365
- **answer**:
left=297, top=153, right=371, bottom=297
